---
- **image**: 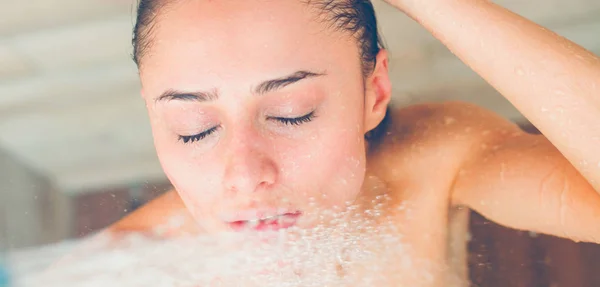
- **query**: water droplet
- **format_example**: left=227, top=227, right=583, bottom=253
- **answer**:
left=465, top=232, right=473, bottom=242
left=515, top=67, right=525, bottom=76
left=444, top=117, right=456, bottom=125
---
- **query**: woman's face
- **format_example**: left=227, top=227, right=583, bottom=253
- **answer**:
left=139, top=0, right=388, bottom=233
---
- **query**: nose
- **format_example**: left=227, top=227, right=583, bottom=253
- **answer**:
left=222, top=132, right=278, bottom=194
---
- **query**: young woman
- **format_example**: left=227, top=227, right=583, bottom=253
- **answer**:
left=106, top=0, right=600, bottom=285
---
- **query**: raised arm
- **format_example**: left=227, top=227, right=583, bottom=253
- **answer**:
left=384, top=0, right=600, bottom=192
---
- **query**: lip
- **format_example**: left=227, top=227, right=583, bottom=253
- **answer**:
left=226, top=210, right=302, bottom=232
left=220, top=208, right=298, bottom=222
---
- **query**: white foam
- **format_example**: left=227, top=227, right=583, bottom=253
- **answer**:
left=11, top=198, right=459, bottom=287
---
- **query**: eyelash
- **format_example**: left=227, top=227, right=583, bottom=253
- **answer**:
left=178, top=112, right=316, bottom=144
left=270, top=111, right=316, bottom=126
left=179, top=126, right=219, bottom=144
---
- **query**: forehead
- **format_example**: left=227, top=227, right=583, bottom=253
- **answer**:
left=140, top=0, right=360, bottom=96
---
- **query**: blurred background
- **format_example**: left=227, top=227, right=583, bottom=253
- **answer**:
left=0, top=0, right=599, bottom=286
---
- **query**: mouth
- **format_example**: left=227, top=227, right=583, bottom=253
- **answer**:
left=227, top=211, right=302, bottom=232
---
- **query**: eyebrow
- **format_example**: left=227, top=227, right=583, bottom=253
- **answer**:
left=154, top=70, right=326, bottom=103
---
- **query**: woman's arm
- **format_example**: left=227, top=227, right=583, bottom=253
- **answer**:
left=385, top=0, right=600, bottom=191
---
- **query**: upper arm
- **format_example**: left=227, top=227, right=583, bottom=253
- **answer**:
left=450, top=109, right=600, bottom=243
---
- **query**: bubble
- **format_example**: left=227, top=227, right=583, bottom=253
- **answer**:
left=19, top=196, right=457, bottom=287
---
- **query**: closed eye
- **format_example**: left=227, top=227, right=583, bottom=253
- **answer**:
left=270, top=111, right=315, bottom=126
left=178, top=112, right=314, bottom=144
left=179, top=126, right=220, bottom=144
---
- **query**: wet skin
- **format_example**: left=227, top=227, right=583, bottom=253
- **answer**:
left=100, top=0, right=600, bottom=285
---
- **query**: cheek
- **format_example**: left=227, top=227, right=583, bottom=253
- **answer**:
left=278, top=120, right=367, bottom=207
left=153, top=129, right=224, bottom=211
left=159, top=149, right=228, bottom=230
left=149, top=112, right=217, bottom=188
left=319, top=101, right=368, bottom=203
left=320, top=133, right=367, bottom=205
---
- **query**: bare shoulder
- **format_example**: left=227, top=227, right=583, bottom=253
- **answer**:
left=389, top=101, right=520, bottom=140
left=381, top=101, right=523, bottom=151
left=108, top=189, right=200, bottom=236
left=368, top=101, right=524, bottom=186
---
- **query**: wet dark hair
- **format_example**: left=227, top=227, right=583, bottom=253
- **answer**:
left=132, top=0, right=385, bottom=76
